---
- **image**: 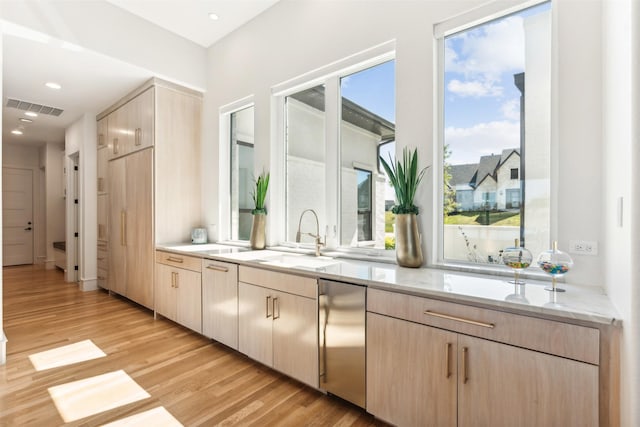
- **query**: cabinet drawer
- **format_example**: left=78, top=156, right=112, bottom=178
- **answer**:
left=367, top=288, right=599, bottom=365
left=97, top=249, right=108, bottom=270
left=239, top=266, right=316, bottom=299
left=155, top=251, right=201, bottom=272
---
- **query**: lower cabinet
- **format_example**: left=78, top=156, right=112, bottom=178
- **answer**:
left=155, top=251, right=202, bottom=333
left=366, top=290, right=600, bottom=427
left=238, top=266, right=318, bottom=388
left=202, top=259, right=239, bottom=349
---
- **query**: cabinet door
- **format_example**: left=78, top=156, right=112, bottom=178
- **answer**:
left=97, top=194, right=109, bottom=241
left=238, top=282, right=273, bottom=366
left=175, top=268, right=202, bottom=333
left=124, top=149, right=154, bottom=309
left=272, top=291, right=318, bottom=388
left=108, top=157, right=126, bottom=296
left=130, top=88, right=154, bottom=152
left=97, top=117, right=108, bottom=149
left=457, top=334, right=599, bottom=427
left=367, top=313, right=457, bottom=427
left=108, top=108, right=126, bottom=159
left=202, top=260, right=239, bottom=349
left=155, top=263, right=177, bottom=322
left=97, top=147, right=108, bottom=194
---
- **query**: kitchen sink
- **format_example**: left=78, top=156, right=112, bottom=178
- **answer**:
left=258, top=254, right=340, bottom=270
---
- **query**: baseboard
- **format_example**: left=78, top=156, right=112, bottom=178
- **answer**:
left=44, top=260, right=55, bottom=270
left=79, top=278, right=98, bottom=292
left=1, top=330, right=7, bottom=365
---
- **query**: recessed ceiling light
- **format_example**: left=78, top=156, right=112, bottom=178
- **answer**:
left=208, top=12, right=219, bottom=20
left=11, top=129, right=23, bottom=135
left=19, top=118, right=33, bottom=123
left=25, top=112, right=38, bottom=118
left=45, top=82, right=62, bottom=90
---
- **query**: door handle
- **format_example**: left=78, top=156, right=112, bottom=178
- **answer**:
left=24, top=227, right=32, bottom=231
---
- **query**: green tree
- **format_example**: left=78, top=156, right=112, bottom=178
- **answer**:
left=443, top=144, right=457, bottom=216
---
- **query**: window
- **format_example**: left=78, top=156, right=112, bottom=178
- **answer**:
left=441, top=2, right=551, bottom=265
left=229, top=106, right=255, bottom=241
left=282, top=56, right=396, bottom=252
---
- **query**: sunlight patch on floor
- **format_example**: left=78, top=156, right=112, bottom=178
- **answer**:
left=101, top=407, right=183, bottom=427
left=48, top=370, right=150, bottom=423
left=29, top=339, right=106, bottom=371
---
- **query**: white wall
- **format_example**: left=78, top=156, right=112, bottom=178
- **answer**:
left=44, top=143, right=64, bottom=268
left=65, top=114, right=97, bottom=291
left=602, top=0, right=638, bottom=425
left=202, top=0, right=607, bottom=283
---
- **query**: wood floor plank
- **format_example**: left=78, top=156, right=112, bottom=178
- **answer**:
left=1, top=265, right=385, bottom=426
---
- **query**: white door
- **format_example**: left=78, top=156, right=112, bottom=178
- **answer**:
left=3, top=168, right=34, bottom=266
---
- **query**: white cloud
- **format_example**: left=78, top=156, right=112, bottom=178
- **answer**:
left=445, top=120, right=520, bottom=165
left=448, top=79, right=503, bottom=98
left=500, top=99, right=521, bottom=120
left=446, top=16, right=525, bottom=98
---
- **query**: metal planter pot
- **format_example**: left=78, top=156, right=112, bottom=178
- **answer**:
left=250, top=213, right=266, bottom=250
left=395, top=213, right=423, bottom=268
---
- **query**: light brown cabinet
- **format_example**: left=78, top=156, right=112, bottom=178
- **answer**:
left=155, top=251, right=202, bottom=333
left=238, top=266, right=318, bottom=388
left=97, top=117, right=109, bottom=289
left=108, top=149, right=153, bottom=308
left=97, top=78, right=202, bottom=307
left=202, top=259, right=239, bottom=349
left=366, top=289, right=602, bottom=427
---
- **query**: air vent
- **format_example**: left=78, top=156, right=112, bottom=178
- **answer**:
left=6, top=98, right=63, bottom=117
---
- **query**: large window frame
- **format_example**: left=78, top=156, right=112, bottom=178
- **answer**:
left=271, top=42, right=396, bottom=257
left=219, top=96, right=255, bottom=244
left=434, top=0, right=554, bottom=270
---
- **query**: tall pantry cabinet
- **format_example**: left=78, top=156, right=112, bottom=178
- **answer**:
left=96, top=78, right=202, bottom=309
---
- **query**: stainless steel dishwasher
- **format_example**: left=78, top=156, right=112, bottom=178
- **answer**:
left=318, top=279, right=366, bottom=408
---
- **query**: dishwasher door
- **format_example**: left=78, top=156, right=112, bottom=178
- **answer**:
left=318, top=279, right=366, bottom=408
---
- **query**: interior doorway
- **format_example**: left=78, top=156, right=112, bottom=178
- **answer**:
left=2, top=167, right=34, bottom=266
left=67, top=154, right=79, bottom=283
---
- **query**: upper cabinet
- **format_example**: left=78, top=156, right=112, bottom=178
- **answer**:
left=107, top=87, right=154, bottom=160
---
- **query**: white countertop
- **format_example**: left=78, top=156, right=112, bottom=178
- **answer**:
left=157, top=243, right=621, bottom=327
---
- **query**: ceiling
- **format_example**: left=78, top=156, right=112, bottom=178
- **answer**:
left=2, top=0, right=279, bottom=148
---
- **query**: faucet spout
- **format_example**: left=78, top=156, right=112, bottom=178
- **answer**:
left=296, top=209, right=324, bottom=256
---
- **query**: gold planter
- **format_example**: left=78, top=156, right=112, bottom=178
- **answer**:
left=250, top=214, right=266, bottom=249
left=395, top=213, right=423, bottom=268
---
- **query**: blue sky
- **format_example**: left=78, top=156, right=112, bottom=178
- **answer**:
left=340, top=60, right=395, bottom=124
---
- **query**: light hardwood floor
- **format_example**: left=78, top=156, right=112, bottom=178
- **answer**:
left=1, top=265, right=383, bottom=426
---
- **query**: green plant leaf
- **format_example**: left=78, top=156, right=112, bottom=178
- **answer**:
left=379, top=147, right=429, bottom=215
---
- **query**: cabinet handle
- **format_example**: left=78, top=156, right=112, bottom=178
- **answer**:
left=273, top=297, right=280, bottom=320
left=167, top=256, right=184, bottom=263
left=98, top=224, right=105, bottom=240
left=98, top=134, right=105, bottom=147
left=206, top=265, right=228, bottom=272
left=424, top=310, right=495, bottom=329
left=98, top=177, right=104, bottom=192
left=445, top=342, right=452, bottom=379
left=462, top=347, right=469, bottom=384
left=135, top=128, right=142, bottom=146
left=171, top=272, right=176, bottom=288
left=120, top=210, right=126, bottom=246
left=174, top=272, right=179, bottom=289
left=113, top=138, right=119, bottom=155
left=266, top=296, right=272, bottom=318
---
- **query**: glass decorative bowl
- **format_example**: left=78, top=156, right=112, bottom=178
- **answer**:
left=502, top=239, right=532, bottom=285
left=537, top=241, right=573, bottom=292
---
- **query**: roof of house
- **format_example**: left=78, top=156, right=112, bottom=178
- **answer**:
left=450, top=148, right=520, bottom=189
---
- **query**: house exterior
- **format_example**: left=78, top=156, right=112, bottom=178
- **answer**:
left=449, top=149, right=520, bottom=211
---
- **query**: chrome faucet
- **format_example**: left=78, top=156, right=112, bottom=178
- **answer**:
left=296, top=209, right=324, bottom=256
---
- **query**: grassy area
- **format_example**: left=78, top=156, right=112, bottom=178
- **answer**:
left=445, top=210, right=520, bottom=226
left=385, top=211, right=395, bottom=232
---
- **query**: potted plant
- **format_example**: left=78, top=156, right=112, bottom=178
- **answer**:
left=380, top=147, right=429, bottom=267
left=250, top=171, right=270, bottom=249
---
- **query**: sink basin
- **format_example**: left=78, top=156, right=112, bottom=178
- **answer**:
left=168, top=243, right=236, bottom=252
left=259, top=254, right=340, bottom=270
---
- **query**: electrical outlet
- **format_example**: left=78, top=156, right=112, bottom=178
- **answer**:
left=569, top=240, right=598, bottom=255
